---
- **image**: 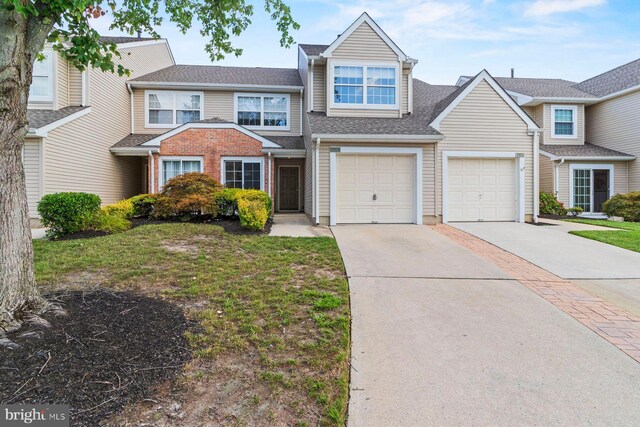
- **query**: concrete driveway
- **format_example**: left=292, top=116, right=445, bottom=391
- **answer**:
left=452, top=222, right=640, bottom=279
left=333, top=225, right=640, bottom=426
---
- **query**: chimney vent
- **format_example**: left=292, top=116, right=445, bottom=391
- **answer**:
left=137, top=30, right=142, bottom=38
left=511, top=68, right=515, bottom=78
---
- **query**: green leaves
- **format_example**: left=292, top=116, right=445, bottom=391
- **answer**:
left=17, top=0, right=298, bottom=76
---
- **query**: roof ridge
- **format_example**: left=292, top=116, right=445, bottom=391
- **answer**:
left=575, top=57, right=640, bottom=88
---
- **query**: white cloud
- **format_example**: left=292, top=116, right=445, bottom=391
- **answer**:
left=525, top=0, right=606, bottom=17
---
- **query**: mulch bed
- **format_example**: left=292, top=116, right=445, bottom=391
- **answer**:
left=0, top=291, right=193, bottom=426
left=54, top=217, right=272, bottom=241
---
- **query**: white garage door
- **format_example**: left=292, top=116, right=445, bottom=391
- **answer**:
left=448, top=158, right=516, bottom=222
left=336, top=154, right=415, bottom=224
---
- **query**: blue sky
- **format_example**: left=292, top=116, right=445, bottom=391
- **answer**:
left=93, top=0, right=640, bottom=85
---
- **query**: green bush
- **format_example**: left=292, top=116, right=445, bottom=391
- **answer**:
left=102, top=199, right=135, bottom=219
left=153, top=173, right=223, bottom=219
left=603, top=192, right=640, bottom=221
left=237, top=198, right=269, bottom=230
left=37, top=192, right=102, bottom=238
left=91, top=210, right=132, bottom=233
left=540, top=191, right=567, bottom=215
left=216, top=188, right=273, bottom=218
left=128, top=193, right=156, bottom=217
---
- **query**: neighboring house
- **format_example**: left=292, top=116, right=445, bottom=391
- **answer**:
left=456, top=59, right=640, bottom=216
left=110, top=13, right=541, bottom=225
left=24, top=36, right=175, bottom=223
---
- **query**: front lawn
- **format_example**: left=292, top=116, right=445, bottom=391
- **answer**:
left=31, top=223, right=350, bottom=426
left=564, top=219, right=640, bottom=253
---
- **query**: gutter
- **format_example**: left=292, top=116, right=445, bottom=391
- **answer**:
left=128, top=81, right=305, bottom=93
left=554, top=158, right=565, bottom=196
left=311, top=134, right=444, bottom=142
left=540, top=149, right=636, bottom=162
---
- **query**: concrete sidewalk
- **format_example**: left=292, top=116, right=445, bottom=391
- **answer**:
left=269, top=214, right=333, bottom=237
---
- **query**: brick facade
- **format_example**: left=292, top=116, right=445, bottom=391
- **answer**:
left=148, top=128, right=272, bottom=194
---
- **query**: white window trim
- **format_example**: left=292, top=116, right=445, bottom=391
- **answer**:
left=220, top=156, right=265, bottom=191
left=551, top=105, right=578, bottom=139
left=233, top=93, right=291, bottom=131
left=442, top=151, right=526, bottom=224
left=145, top=90, right=204, bottom=128
left=568, top=163, right=614, bottom=214
left=328, top=60, right=400, bottom=110
left=329, top=146, right=422, bottom=226
left=159, top=156, right=204, bottom=188
left=29, top=50, right=54, bottom=103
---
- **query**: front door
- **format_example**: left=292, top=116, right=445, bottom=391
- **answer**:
left=279, top=167, right=299, bottom=211
left=593, top=169, right=610, bottom=212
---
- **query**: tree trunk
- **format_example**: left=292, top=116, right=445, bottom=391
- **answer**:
left=0, top=9, right=51, bottom=331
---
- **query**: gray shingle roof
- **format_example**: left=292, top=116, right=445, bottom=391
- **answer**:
left=27, top=106, right=89, bottom=129
left=491, top=77, right=595, bottom=98
left=99, top=36, right=157, bottom=44
left=540, top=143, right=635, bottom=159
left=111, top=134, right=157, bottom=148
left=266, top=136, right=305, bottom=150
left=130, top=64, right=303, bottom=87
left=574, top=58, right=640, bottom=97
left=299, top=44, right=329, bottom=56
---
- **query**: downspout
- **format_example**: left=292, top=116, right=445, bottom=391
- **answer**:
left=299, top=89, right=303, bottom=136
left=408, top=63, right=414, bottom=115
left=148, top=151, right=155, bottom=193
left=554, top=158, right=565, bottom=196
left=309, top=59, right=315, bottom=112
left=81, top=70, right=87, bottom=106
left=315, top=137, right=320, bottom=225
left=267, top=152, right=272, bottom=197
left=533, top=131, right=540, bottom=223
left=127, top=83, right=134, bottom=134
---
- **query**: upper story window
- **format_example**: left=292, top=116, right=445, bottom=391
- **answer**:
left=551, top=105, right=577, bottom=138
left=235, top=93, right=290, bottom=130
left=29, top=51, right=53, bottom=102
left=145, top=90, right=203, bottom=128
left=332, top=63, right=398, bottom=109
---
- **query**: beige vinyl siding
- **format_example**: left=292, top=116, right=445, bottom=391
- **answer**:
left=534, top=105, right=544, bottom=143
left=586, top=90, right=640, bottom=191
left=68, top=67, right=83, bottom=106
left=316, top=142, right=436, bottom=224
left=401, top=68, right=409, bottom=115
left=303, top=117, right=313, bottom=216
left=312, top=63, right=326, bottom=112
left=522, top=106, right=534, bottom=119
left=539, top=154, right=554, bottom=193
left=55, top=55, right=69, bottom=109
left=23, top=139, right=42, bottom=217
left=298, top=49, right=309, bottom=110
left=437, top=80, right=534, bottom=218
left=134, top=89, right=302, bottom=137
left=331, top=22, right=397, bottom=61
left=42, top=42, right=173, bottom=206
left=556, top=161, right=629, bottom=207
left=542, top=103, right=585, bottom=145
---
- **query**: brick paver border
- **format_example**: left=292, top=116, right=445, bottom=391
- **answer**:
left=434, top=224, right=640, bottom=363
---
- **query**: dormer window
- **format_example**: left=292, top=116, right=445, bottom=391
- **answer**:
left=331, top=63, right=398, bottom=109
left=551, top=105, right=577, bottom=138
left=29, top=51, right=53, bottom=102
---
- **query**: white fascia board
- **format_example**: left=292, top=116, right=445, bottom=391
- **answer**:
left=321, top=12, right=407, bottom=61
left=264, top=149, right=306, bottom=158
left=28, top=107, right=92, bottom=137
left=522, top=97, right=600, bottom=106
left=506, top=90, right=533, bottom=106
left=595, top=84, right=640, bottom=102
left=311, top=133, right=444, bottom=142
left=110, top=146, right=160, bottom=156
left=128, top=81, right=304, bottom=93
left=429, top=70, right=540, bottom=131
left=140, top=122, right=283, bottom=149
left=539, top=149, right=635, bottom=161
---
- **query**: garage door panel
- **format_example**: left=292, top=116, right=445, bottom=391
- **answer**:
left=336, top=154, right=415, bottom=224
left=448, top=157, right=516, bottom=222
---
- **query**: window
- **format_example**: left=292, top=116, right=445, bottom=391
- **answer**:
left=146, top=91, right=203, bottom=127
left=235, top=94, right=289, bottom=130
left=552, top=106, right=577, bottom=138
left=29, top=51, right=53, bottom=102
left=222, top=158, right=264, bottom=190
left=332, top=64, right=397, bottom=107
left=160, top=157, right=203, bottom=187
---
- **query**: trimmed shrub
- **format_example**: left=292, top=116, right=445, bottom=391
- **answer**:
left=237, top=198, right=269, bottom=230
left=153, top=173, right=223, bottom=219
left=216, top=188, right=273, bottom=218
left=103, top=199, right=135, bottom=219
left=129, top=194, right=156, bottom=217
left=540, top=191, right=567, bottom=215
left=603, top=192, right=640, bottom=222
left=38, top=192, right=101, bottom=238
left=91, top=210, right=132, bottom=233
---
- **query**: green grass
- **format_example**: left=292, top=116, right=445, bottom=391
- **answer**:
left=564, top=218, right=640, bottom=253
left=33, top=223, right=350, bottom=426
